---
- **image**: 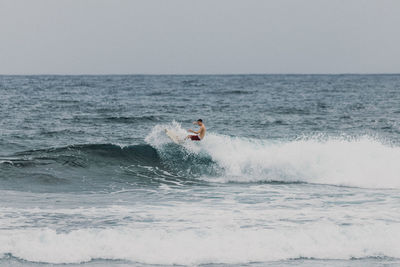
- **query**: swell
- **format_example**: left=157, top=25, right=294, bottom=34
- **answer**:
left=72, top=115, right=163, bottom=124
left=5, top=143, right=217, bottom=175
left=0, top=144, right=162, bottom=191
left=0, top=143, right=215, bottom=190
left=8, top=143, right=161, bottom=167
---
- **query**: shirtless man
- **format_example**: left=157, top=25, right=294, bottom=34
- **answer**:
left=186, top=119, right=206, bottom=141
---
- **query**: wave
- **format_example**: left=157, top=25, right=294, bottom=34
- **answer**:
left=181, top=79, right=206, bottom=87
left=72, top=115, right=163, bottom=124
left=0, top=141, right=213, bottom=190
left=211, top=89, right=255, bottom=95
left=146, top=122, right=400, bottom=189
left=5, top=142, right=217, bottom=179
left=2, top=122, right=400, bottom=190
left=9, top=143, right=160, bottom=167
left=1, top=222, right=399, bottom=265
left=0, top=144, right=172, bottom=191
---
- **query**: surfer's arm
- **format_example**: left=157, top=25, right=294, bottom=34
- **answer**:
left=188, top=129, right=200, bottom=134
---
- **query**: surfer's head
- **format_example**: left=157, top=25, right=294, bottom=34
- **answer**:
left=195, top=119, right=203, bottom=126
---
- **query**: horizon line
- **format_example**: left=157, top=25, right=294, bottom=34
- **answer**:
left=1, top=72, right=400, bottom=76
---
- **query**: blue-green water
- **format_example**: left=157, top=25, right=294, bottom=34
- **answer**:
left=0, top=75, right=400, bottom=266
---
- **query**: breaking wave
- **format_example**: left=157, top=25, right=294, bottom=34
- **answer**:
left=1, top=222, right=399, bottom=265
left=146, top=122, right=400, bottom=189
left=2, top=122, right=400, bottom=190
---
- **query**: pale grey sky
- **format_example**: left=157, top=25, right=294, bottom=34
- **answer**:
left=1, top=0, right=399, bottom=74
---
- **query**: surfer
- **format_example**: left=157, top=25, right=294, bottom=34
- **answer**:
left=186, top=119, right=206, bottom=141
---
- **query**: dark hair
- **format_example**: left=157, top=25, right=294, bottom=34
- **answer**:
left=197, top=119, right=203, bottom=122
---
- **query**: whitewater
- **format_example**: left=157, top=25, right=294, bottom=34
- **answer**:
left=147, top=122, right=400, bottom=189
left=1, top=74, right=400, bottom=266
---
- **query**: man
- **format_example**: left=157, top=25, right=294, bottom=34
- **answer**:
left=186, top=119, right=206, bottom=141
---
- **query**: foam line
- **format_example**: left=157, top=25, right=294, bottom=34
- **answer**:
left=1, top=223, right=399, bottom=264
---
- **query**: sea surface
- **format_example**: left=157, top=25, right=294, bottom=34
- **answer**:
left=0, top=74, right=400, bottom=266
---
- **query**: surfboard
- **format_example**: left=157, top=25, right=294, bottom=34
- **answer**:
left=165, top=129, right=184, bottom=144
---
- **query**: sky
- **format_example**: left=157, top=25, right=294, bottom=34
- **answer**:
left=1, top=0, right=400, bottom=75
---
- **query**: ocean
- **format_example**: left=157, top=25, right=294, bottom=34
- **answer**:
left=0, top=74, right=399, bottom=266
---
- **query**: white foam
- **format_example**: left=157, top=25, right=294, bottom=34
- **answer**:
left=145, top=121, right=188, bottom=148
left=1, top=223, right=399, bottom=265
left=146, top=124, right=400, bottom=188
